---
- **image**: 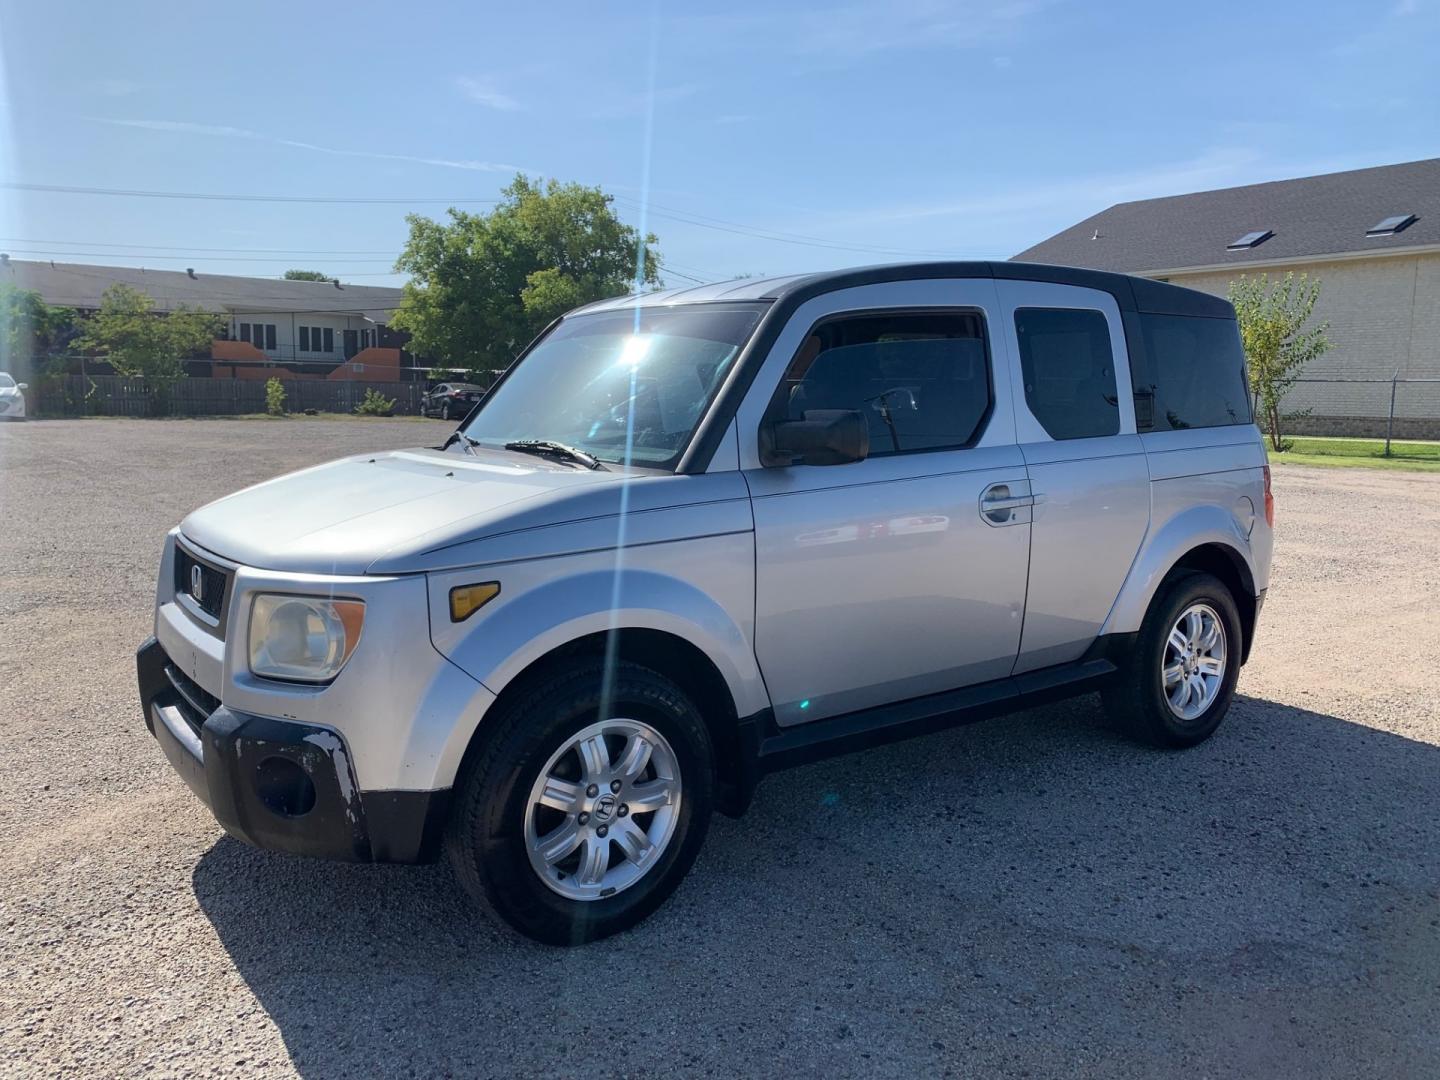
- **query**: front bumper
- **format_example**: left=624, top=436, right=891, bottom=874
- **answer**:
left=138, top=637, right=448, bottom=863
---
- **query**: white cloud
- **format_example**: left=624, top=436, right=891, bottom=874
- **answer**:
left=814, top=147, right=1389, bottom=240
left=454, top=75, right=520, bottom=111
left=1392, top=0, right=1420, bottom=14
left=92, top=117, right=523, bottom=173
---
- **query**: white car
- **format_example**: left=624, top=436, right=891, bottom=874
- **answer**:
left=0, top=373, right=26, bottom=420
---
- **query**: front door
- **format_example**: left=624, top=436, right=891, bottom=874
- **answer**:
left=343, top=329, right=360, bottom=359
left=739, top=280, right=1032, bottom=726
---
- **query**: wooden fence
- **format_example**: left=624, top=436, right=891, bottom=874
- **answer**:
left=34, top=375, right=444, bottom=418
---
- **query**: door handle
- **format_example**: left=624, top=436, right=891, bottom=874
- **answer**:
left=980, top=483, right=1035, bottom=525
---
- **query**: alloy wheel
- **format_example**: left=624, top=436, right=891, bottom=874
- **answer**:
left=524, top=718, right=682, bottom=901
left=1162, top=602, right=1227, bottom=721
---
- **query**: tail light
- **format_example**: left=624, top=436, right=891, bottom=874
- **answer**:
left=1262, top=465, right=1274, bottom=527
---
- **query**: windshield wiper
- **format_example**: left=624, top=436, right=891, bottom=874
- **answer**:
left=444, top=430, right=480, bottom=456
left=504, top=440, right=607, bottom=470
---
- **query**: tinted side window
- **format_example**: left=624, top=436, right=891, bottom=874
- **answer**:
left=779, top=311, right=991, bottom=456
left=1135, top=314, right=1252, bottom=430
left=1013, top=308, right=1119, bottom=440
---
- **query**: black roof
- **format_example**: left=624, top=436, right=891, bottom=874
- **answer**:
left=1012, top=157, right=1440, bottom=273
left=576, top=260, right=1232, bottom=319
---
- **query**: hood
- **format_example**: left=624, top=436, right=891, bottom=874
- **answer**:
left=180, top=446, right=630, bottom=575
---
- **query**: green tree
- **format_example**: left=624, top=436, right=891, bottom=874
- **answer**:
left=76, top=283, right=221, bottom=382
left=392, top=175, right=660, bottom=374
left=0, top=282, right=74, bottom=381
left=283, top=269, right=333, bottom=282
left=1228, top=272, right=1332, bottom=452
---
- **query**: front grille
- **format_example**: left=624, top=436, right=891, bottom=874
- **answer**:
left=164, top=664, right=220, bottom=735
left=174, top=544, right=230, bottom=628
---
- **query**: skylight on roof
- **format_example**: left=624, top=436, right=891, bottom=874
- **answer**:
left=1366, top=213, right=1417, bottom=237
left=1227, top=230, right=1274, bottom=251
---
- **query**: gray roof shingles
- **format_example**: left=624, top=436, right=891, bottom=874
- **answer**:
left=0, top=259, right=403, bottom=320
left=1012, top=157, right=1440, bottom=274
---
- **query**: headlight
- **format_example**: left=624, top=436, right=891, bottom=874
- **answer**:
left=248, top=594, right=365, bottom=683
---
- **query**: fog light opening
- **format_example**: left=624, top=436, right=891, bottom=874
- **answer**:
left=255, top=756, right=317, bottom=818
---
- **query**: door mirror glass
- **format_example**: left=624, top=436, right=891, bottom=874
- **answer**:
left=16, top=382, right=27, bottom=390
left=761, top=409, right=869, bottom=466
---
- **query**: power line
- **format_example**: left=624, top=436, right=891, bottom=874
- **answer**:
left=1, top=182, right=499, bottom=206
left=6, top=180, right=995, bottom=260
left=0, top=237, right=401, bottom=255
left=3, top=248, right=396, bottom=265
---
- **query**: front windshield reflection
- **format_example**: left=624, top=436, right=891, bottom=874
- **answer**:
left=461, top=303, right=767, bottom=469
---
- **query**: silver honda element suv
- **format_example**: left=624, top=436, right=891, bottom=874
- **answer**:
left=138, top=262, right=1273, bottom=944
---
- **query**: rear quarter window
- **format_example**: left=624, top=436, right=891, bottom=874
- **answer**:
left=1133, top=314, right=1253, bottom=431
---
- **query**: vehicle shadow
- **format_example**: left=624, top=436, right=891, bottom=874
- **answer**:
left=193, top=693, right=1440, bottom=1078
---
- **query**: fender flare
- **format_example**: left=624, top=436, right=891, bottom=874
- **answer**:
left=1101, top=504, right=1257, bottom=638
left=425, top=568, right=768, bottom=785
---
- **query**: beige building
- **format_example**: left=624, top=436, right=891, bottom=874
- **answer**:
left=1014, top=158, right=1440, bottom=438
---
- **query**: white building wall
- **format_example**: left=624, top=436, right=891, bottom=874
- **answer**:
left=1159, top=252, right=1440, bottom=433
left=226, top=312, right=379, bottom=369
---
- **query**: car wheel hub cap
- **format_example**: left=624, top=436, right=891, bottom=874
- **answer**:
left=1162, top=602, right=1227, bottom=722
left=524, top=718, right=681, bottom=902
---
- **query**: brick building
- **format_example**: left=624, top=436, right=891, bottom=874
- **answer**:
left=1014, top=158, right=1440, bottom=437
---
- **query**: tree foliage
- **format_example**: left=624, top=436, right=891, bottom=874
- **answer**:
left=392, top=175, right=660, bottom=373
left=283, top=269, right=333, bottom=281
left=0, top=282, right=74, bottom=380
left=1228, top=272, right=1332, bottom=452
left=75, top=284, right=222, bottom=382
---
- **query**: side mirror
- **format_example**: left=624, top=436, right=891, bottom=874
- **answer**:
left=760, top=409, right=869, bottom=467
left=16, top=382, right=28, bottom=391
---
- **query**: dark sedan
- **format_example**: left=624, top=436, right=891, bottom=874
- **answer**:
left=420, top=382, right=485, bottom=421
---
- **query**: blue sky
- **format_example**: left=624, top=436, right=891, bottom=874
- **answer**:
left=1, top=0, right=1436, bottom=288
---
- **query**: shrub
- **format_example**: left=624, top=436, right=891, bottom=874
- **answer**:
left=265, top=378, right=286, bottom=416
left=354, top=387, right=396, bottom=416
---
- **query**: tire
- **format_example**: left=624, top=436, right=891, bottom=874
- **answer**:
left=441, top=401, right=452, bottom=421
left=1102, top=571, right=1242, bottom=748
left=445, top=658, right=714, bottom=945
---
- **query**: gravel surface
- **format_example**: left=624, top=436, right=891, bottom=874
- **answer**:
left=2, top=418, right=1439, bottom=1079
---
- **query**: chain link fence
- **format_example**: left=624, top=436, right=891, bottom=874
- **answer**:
left=1279, top=377, right=1440, bottom=444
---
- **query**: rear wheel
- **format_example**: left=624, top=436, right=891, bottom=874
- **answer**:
left=1102, top=572, right=1242, bottom=748
left=441, top=400, right=452, bottom=421
left=445, top=658, right=713, bottom=945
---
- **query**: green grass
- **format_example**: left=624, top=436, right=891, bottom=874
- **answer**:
left=1270, top=435, right=1440, bottom=473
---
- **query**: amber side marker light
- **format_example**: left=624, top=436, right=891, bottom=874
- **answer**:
left=450, top=582, right=501, bottom=623
left=1262, top=465, right=1275, bottom=527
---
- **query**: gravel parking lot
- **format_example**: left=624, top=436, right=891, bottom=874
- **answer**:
left=2, top=418, right=1438, bottom=1078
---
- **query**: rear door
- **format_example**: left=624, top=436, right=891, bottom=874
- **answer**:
left=993, top=280, right=1151, bottom=673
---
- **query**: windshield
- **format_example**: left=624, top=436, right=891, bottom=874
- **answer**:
left=0, top=374, right=15, bottom=389
left=462, top=303, right=767, bottom=469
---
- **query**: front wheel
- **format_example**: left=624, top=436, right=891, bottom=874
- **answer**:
left=445, top=659, right=713, bottom=945
left=1102, top=572, right=1242, bottom=748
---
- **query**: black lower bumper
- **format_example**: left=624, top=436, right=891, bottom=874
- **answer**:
left=138, top=637, right=448, bottom=863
